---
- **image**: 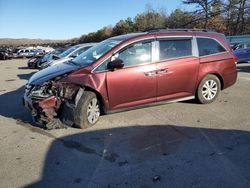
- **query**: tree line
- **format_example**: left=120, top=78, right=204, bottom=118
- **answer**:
left=74, top=0, right=250, bottom=44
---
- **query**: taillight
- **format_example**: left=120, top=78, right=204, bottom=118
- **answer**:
left=233, top=54, right=238, bottom=64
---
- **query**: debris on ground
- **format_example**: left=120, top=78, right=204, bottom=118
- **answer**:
left=74, top=178, right=82, bottom=184
left=45, top=119, right=68, bottom=130
left=209, top=152, right=216, bottom=156
left=225, top=146, right=233, bottom=150
left=118, top=160, right=128, bottom=166
left=152, top=175, right=161, bottom=182
left=103, top=152, right=119, bottom=162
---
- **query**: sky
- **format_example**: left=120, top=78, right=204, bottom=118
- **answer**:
left=0, top=0, right=188, bottom=40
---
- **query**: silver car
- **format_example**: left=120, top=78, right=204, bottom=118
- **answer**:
left=40, top=43, right=97, bottom=69
left=17, top=49, right=36, bottom=58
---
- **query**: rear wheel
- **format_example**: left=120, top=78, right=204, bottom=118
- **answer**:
left=196, top=74, right=221, bottom=104
left=74, top=91, right=100, bottom=129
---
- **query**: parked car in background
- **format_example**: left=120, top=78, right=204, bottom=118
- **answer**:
left=0, top=48, right=13, bottom=60
left=36, top=46, right=54, bottom=53
left=230, top=43, right=237, bottom=51
left=23, top=29, right=237, bottom=129
left=12, top=48, right=23, bottom=58
left=17, top=48, right=37, bottom=58
left=233, top=42, right=250, bottom=63
left=40, top=43, right=97, bottom=69
left=34, top=49, right=45, bottom=57
left=27, top=47, right=68, bottom=68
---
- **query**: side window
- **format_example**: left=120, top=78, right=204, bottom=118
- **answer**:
left=197, top=38, right=226, bottom=56
left=94, top=41, right=152, bottom=72
left=72, top=46, right=90, bottom=56
left=78, top=46, right=91, bottom=55
left=113, top=41, right=152, bottom=67
left=94, top=58, right=110, bottom=72
left=159, top=39, right=192, bottom=60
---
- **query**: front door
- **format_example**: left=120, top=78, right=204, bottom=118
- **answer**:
left=107, top=40, right=157, bottom=110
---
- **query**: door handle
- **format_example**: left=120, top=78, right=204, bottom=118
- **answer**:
left=156, top=68, right=168, bottom=75
left=144, top=71, right=156, bottom=76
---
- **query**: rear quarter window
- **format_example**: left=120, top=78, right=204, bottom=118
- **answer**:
left=197, top=38, right=226, bottom=56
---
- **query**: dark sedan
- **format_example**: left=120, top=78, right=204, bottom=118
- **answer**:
left=0, top=48, right=13, bottom=60
left=27, top=47, right=67, bottom=68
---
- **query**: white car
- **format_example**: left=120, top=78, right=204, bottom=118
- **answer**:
left=40, top=43, right=97, bottom=69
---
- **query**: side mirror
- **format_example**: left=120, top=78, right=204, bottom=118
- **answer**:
left=107, top=59, right=124, bottom=70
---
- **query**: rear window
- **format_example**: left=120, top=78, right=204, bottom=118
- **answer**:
left=197, top=38, right=226, bottom=56
left=159, top=39, right=192, bottom=60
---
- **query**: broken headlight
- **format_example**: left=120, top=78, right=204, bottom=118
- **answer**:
left=28, top=82, right=56, bottom=99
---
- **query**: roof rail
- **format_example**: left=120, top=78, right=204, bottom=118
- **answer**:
left=146, top=28, right=213, bottom=33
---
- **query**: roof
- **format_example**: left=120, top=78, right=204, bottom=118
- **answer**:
left=110, top=33, right=146, bottom=41
left=146, top=28, right=214, bottom=33
left=76, top=43, right=98, bottom=47
left=109, top=29, right=220, bottom=42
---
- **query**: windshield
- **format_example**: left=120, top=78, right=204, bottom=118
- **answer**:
left=73, top=39, right=122, bottom=66
left=59, top=46, right=79, bottom=58
left=41, top=53, right=52, bottom=62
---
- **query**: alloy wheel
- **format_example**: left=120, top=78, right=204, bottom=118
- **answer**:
left=201, top=80, right=218, bottom=100
left=87, top=98, right=100, bottom=124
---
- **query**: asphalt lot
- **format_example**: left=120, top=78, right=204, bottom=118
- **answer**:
left=0, top=59, right=250, bottom=188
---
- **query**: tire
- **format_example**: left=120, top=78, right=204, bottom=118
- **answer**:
left=196, top=74, right=221, bottom=104
left=74, top=91, right=100, bottom=129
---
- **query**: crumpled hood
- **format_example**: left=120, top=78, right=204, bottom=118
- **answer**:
left=28, top=62, right=79, bottom=85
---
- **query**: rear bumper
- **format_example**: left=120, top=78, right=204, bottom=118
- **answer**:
left=223, top=70, right=238, bottom=89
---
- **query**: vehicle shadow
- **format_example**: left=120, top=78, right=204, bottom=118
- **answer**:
left=26, top=125, right=250, bottom=188
left=0, top=86, right=33, bottom=124
left=17, top=72, right=35, bottom=80
left=18, top=66, right=31, bottom=70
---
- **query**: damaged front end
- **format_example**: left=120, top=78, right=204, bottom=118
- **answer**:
left=23, top=77, right=82, bottom=129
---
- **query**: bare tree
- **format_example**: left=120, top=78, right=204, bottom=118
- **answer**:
left=222, top=0, right=250, bottom=35
left=182, top=0, right=213, bottom=28
left=222, top=0, right=238, bottom=35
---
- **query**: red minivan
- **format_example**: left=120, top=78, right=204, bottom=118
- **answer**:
left=23, top=29, right=237, bottom=129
